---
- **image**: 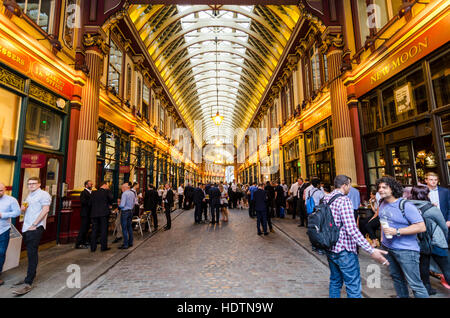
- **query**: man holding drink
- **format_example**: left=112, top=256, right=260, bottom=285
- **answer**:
left=12, top=177, right=51, bottom=296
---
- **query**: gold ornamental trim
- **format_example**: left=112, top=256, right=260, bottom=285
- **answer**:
left=0, top=66, right=25, bottom=92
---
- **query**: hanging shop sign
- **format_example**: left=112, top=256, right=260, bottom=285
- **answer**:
left=0, top=32, right=74, bottom=99
left=21, top=154, right=46, bottom=168
left=350, top=12, right=450, bottom=98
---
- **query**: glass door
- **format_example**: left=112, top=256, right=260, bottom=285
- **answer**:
left=387, top=142, right=415, bottom=186
left=19, top=152, right=62, bottom=244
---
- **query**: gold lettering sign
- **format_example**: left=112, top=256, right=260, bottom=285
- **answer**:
left=370, top=37, right=429, bottom=85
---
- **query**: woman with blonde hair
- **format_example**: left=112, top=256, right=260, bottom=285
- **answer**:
left=219, top=184, right=229, bottom=222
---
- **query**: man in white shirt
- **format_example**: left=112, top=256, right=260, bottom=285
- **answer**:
left=177, top=184, right=184, bottom=210
left=13, top=177, right=51, bottom=296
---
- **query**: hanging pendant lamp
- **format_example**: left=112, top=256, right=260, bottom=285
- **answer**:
left=212, top=37, right=223, bottom=126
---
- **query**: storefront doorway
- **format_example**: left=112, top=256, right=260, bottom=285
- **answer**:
left=18, top=151, right=63, bottom=244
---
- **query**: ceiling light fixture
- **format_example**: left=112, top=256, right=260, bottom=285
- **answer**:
left=212, top=36, right=223, bottom=126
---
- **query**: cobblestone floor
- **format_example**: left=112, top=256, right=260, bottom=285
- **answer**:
left=76, top=209, right=331, bottom=298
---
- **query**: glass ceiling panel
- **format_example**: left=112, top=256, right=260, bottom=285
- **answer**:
left=129, top=4, right=300, bottom=146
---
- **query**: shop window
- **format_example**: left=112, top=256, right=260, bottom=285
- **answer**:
left=389, top=144, right=413, bottom=186
left=430, top=51, right=449, bottom=108
left=366, top=150, right=385, bottom=189
left=0, top=158, right=15, bottom=191
left=355, top=0, right=403, bottom=48
left=414, top=135, right=438, bottom=183
left=305, top=132, right=314, bottom=153
left=17, top=0, right=56, bottom=33
left=315, top=125, right=329, bottom=149
left=441, top=113, right=450, bottom=178
left=25, top=103, right=62, bottom=150
left=46, top=158, right=59, bottom=216
left=381, top=67, right=427, bottom=126
left=360, top=94, right=381, bottom=134
left=0, top=87, right=21, bottom=156
left=108, top=40, right=122, bottom=95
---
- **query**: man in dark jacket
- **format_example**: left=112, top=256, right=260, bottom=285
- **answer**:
left=75, top=180, right=93, bottom=249
left=265, top=181, right=275, bottom=232
left=274, top=180, right=285, bottom=218
left=193, top=183, right=205, bottom=224
left=144, top=184, right=159, bottom=230
left=208, top=184, right=221, bottom=224
left=163, top=184, right=174, bottom=230
left=90, top=181, right=114, bottom=252
left=254, top=183, right=268, bottom=235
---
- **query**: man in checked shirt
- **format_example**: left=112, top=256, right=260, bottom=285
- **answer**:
left=323, top=175, right=389, bottom=298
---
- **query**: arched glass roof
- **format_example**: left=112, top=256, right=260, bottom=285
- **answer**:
left=129, top=4, right=300, bottom=147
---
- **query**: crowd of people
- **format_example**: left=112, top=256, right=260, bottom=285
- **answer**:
left=0, top=170, right=449, bottom=298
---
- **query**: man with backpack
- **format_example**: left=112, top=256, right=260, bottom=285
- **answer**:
left=308, top=175, right=388, bottom=298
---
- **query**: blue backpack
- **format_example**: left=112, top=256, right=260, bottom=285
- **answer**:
left=306, top=189, right=319, bottom=215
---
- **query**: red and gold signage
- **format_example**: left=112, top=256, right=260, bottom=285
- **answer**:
left=351, top=11, right=450, bottom=98
left=0, top=33, right=74, bottom=99
left=21, top=154, right=46, bottom=168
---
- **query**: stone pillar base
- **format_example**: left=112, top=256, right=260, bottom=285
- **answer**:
left=73, top=140, right=98, bottom=190
left=334, top=137, right=358, bottom=185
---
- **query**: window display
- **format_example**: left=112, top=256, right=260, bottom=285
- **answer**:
left=25, top=103, right=62, bottom=150
left=0, top=87, right=21, bottom=156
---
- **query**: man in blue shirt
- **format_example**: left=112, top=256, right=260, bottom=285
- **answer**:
left=0, top=183, right=20, bottom=286
left=118, top=182, right=135, bottom=249
left=347, top=181, right=361, bottom=221
left=248, top=182, right=258, bottom=218
left=377, top=176, right=428, bottom=298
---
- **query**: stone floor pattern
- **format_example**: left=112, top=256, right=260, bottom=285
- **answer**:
left=76, top=209, right=331, bottom=298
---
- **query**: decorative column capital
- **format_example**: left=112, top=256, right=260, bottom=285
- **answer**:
left=83, top=33, right=109, bottom=55
left=321, top=26, right=345, bottom=55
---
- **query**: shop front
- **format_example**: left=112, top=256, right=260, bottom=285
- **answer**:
left=0, top=36, right=77, bottom=245
left=347, top=6, right=450, bottom=189
left=359, top=44, right=449, bottom=189
left=283, top=137, right=300, bottom=185
left=96, top=119, right=131, bottom=199
left=304, top=118, right=335, bottom=185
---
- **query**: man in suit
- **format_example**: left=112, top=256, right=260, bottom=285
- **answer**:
left=75, top=180, right=93, bottom=249
left=425, top=172, right=450, bottom=238
left=90, top=181, right=114, bottom=252
left=254, top=183, right=268, bottom=235
left=208, top=183, right=221, bottom=224
left=163, top=184, right=174, bottom=231
left=193, top=183, right=205, bottom=224
left=264, top=181, right=275, bottom=233
left=297, top=179, right=309, bottom=226
left=144, top=184, right=159, bottom=231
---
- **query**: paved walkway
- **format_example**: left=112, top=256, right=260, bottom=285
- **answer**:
left=0, top=208, right=449, bottom=298
left=76, top=209, right=330, bottom=298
